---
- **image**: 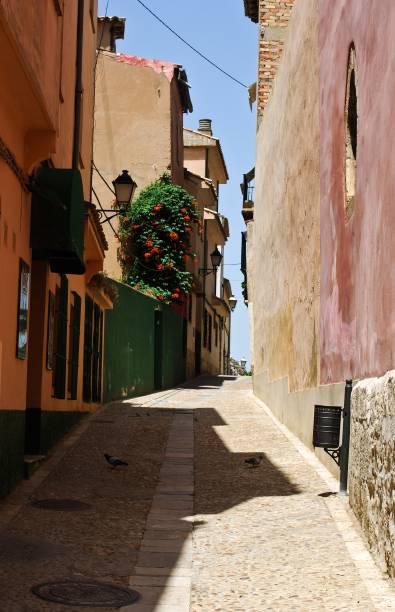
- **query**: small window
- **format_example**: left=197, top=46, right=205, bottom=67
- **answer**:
left=67, top=292, right=81, bottom=399
left=344, top=44, right=357, bottom=221
left=83, top=296, right=103, bottom=403
left=53, top=275, right=68, bottom=398
left=208, top=314, right=212, bottom=352
left=16, top=260, right=30, bottom=360
left=214, top=320, right=218, bottom=347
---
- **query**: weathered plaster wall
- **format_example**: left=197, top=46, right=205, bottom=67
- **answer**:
left=253, top=0, right=319, bottom=394
left=252, top=0, right=347, bottom=477
left=94, top=52, right=174, bottom=279
left=320, top=0, right=395, bottom=384
left=349, top=371, right=395, bottom=578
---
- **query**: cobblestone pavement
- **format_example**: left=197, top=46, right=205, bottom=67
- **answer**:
left=0, top=376, right=394, bottom=611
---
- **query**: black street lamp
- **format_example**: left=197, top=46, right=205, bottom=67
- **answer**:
left=228, top=295, right=237, bottom=311
left=97, top=169, right=137, bottom=225
left=199, top=247, right=223, bottom=276
left=112, top=169, right=137, bottom=206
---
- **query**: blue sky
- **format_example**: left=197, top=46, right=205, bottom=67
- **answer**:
left=98, top=0, right=258, bottom=367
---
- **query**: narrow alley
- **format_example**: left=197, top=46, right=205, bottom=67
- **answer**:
left=0, top=377, right=393, bottom=611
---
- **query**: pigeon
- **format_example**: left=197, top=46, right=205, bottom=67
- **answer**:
left=104, top=453, right=128, bottom=469
left=244, top=455, right=263, bottom=468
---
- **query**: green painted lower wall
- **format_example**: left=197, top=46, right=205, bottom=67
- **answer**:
left=161, top=306, right=186, bottom=389
left=0, top=408, right=88, bottom=499
left=39, top=410, right=88, bottom=453
left=0, top=410, right=25, bottom=499
left=104, top=281, right=186, bottom=402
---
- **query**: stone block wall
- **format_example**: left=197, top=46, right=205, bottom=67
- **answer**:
left=257, top=0, right=295, bottom=116
left=349, top=371, right=395, bottom=578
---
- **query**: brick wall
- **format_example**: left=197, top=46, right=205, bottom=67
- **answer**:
left=257, top=0, right=295, bottom=116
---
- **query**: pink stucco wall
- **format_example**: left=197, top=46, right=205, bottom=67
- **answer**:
left=320, top=0, right=395, bottom=384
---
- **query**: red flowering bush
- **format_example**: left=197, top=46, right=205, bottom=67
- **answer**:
left=118, top=173, right=200, bottom=303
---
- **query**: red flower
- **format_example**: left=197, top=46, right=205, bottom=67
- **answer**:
left=152, top=247, right=161, bottom=254
left=153, top=204, right=163, bottom=212
left=144, top=252, right=152, bottom=258
left=183, top=215, right=190, bottom=221
left=180, top=208, right=187, bottom=214
left=167, top=262, right=174, bottom=269
left=156, top=263, right=164, bottom=270
left=183, top=254, right=190, bottom=261
left=171, top=293, right=179, bottom=299
left=146, top=239, right=154, bottom=247
left=169, top=231, right=179, bottom=241
left=132, top=224, right=140, bottom=229
left=158, top=295, right=165, bottom=300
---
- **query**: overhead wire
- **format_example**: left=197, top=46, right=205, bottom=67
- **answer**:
left=134, top=0, right=248, bottom=89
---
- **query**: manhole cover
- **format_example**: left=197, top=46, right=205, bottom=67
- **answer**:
left=31, top=581, right=140, bottom=607
left=31, top=499, right=91, bottom=511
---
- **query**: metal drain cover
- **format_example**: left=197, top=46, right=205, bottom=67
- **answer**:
left=31, top=499, right=91, bottom=511
left=32, top=581, right=140, bottom=607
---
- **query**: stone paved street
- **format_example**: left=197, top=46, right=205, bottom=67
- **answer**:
left=0, top=376, right=394, bottom=611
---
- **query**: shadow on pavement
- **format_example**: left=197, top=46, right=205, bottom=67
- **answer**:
left=0, top=380, right=300, bottom=610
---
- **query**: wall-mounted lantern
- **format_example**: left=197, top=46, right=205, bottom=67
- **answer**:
left=98, top=169, right=137, bottom=225
left=199, top=247, right=223, bottom=276
left=112, top=169, right=137, bottom=206
left=228, top=295, right=237, bottom=312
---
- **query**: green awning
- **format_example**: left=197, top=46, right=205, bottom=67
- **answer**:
left=30, top=168, right=85, bottom=274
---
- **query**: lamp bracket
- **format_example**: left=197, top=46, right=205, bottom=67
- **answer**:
left=324, top=446, right=341, bottom=466
left=199, top=267, right=217, bottom=277
left=97, top=209, right=126, bottom=225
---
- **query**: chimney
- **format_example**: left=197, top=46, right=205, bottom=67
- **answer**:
left=97, top=16, right=126, bottom=53
left=198, top=118, right=213, bottom=136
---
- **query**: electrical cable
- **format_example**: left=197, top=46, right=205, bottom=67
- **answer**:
left=134, top=0, right=248, bottom=89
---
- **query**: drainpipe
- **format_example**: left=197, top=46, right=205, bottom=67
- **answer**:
left=72, top=0, right=85, bottom=169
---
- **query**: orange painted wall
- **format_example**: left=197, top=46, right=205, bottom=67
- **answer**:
left=0, top=0, right=102, bottom=414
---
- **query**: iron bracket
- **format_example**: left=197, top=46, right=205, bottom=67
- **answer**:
left=324, top=446, right=341, bottom=466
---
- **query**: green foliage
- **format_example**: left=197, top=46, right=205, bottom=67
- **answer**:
left=118, top=174, right=201, bottom=303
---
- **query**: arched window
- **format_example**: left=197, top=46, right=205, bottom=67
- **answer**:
left=344, top=44, right=357, bottom=221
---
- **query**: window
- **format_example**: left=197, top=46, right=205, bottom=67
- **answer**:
left=16, top=260, right=30, bottom=359
left=53, top=274, right=68, bottom=398
left=67, top=292, right=81, bottom=400
left=46, top=291, right=55, bottom=370
left=208, top=314, right=212, bottom=352
left=83, top=296, right=103, bottom=403
left=214, top=320, right=218, bottom=347
left=345, top=44, right=357, bottom=221
left=83, top=296, right=93, bottom=402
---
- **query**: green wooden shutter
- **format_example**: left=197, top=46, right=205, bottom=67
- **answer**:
left=92, top=304, right=100, bottom=402
left=54, top=274, right=68, bottom=398
left=83, top=296, right=93, bottom=402
left=69, top=292, right=81, bottom=400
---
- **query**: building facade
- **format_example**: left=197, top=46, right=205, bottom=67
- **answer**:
left=93, top=17, right=192, bottom=279
left=183, top=121, right=232, bottom=377
left=0, top=0, right=110, bottom=498
left=244, top=0, right=395, bottom=577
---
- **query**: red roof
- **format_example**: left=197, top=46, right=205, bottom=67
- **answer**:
left=115, top=54, right=177, bottom=82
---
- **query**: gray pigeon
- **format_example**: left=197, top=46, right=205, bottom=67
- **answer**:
left=245, top=455, right=263, bottom=467
left=104, top=453, right=128, bottom=469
